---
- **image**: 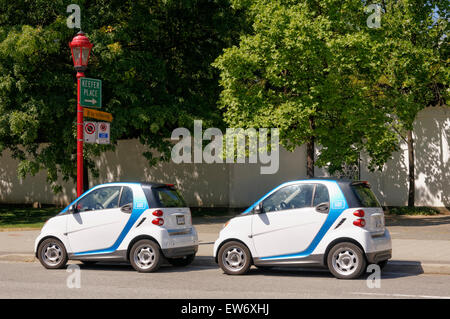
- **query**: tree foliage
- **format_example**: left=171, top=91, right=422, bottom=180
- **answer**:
left=374, top=0, right=448, bottom=131
left=213, top=0, right=448, bottom=175
left=0, top=0, right=245, bottom=192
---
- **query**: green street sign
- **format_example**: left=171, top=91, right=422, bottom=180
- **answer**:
left=80, top=77, right=102, bottom=108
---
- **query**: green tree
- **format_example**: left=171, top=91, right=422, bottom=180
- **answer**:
left=0, top=0, right=245, bottom=193
left=213, top=0, right=399, bottom=177
left=373, top=0, right=448, bottom=206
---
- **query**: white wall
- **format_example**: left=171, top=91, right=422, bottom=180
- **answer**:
left=0, top=106, right=448, bottom=208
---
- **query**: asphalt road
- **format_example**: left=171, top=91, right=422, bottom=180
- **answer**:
left=0, top=260, right=449, bottom=299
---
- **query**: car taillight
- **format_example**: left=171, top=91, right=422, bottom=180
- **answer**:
left=353, top=219, right=366, bottom=227
left=353, top=209, right=365, bottom=217
left=152, top=210, right=163, bottom=217
left=152, top=218, right=164, bottom=226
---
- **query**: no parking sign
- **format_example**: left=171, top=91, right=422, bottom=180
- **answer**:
left=84, top=122, right=97, bottom=144
left=83, top=122, right=110, bottom=144
left=97, top=122, right=110, bottom=144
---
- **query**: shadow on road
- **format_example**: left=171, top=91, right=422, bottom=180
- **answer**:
left=249, top=261, right=424, bottom=280
left=76, top=255, right=424, bottom=279
left=77, top=256, right=219, bottom=273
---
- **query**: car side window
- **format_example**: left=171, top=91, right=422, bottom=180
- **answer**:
left=119, top=186, right=133, bottom=207
left=76, top=186, right=121, bottom=212
left=262, top=184, right=315, bottom=213
left=313, top=184, right=330, bottom=206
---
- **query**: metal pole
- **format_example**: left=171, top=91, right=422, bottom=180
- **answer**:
left=76, top=71, right=85, bottom=197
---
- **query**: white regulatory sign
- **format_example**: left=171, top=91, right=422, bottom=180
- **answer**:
left=96, top=122, right=110, bottom=145
left=84, top=122, right=97, bottom=144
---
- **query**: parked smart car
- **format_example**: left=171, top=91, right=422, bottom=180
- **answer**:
left=214, top=179, right=391, bottom=279
left=35, top=182, right=198, bottom=272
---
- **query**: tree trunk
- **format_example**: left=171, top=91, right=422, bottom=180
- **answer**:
left=306, top=117, right=315, bottom=178
left=83, top=159, right=89, bottom=193
left=407, top=130, right=415, bottom=207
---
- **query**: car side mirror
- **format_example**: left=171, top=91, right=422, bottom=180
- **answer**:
left=68, top=204, right=78, bottom=214
left=254, top=203, right=264, bottom=214
left=315, top=202, right=329, bottom=214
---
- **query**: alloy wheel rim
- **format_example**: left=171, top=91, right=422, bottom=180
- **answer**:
left=222, top=247, right=246, bottom=272
left=134, top=245, right=155, bottom=270
left=332, top=248, right=359, bottom=276
left=42, top=243, right=62, bottom=266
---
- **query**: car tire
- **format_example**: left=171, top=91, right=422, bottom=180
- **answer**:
left=37, top=238, right=68, bottom=269
left=129, top=239, right=161, bottom=273
left=218, top=241, right=252, bottom=275
left=327, top=242, right=366, bottom=279
left=167, top=254, right=195, bottom=267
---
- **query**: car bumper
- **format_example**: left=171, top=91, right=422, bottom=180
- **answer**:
left=162, top=245, right=198, bottom=258
left=366, top=249, right=392, bottom=264
left=364, top=229, right=392, bottom=263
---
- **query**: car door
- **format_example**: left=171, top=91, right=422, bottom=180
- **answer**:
left=251, top=183, right=330, bottom=258
left=66, top=186, right=133, bottom=253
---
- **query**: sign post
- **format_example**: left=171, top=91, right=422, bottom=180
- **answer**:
left=69, top=32, right=93, bottom=196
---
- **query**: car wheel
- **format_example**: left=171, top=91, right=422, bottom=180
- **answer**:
left=167, top=254, right=195, bottom=267
left=37, top=238, right=68, bottom=269
left=129, top=239, right=161, bottom=273
left=218, top=241, right=252, bottom=275
left=327, top=242, right=366, bottom=279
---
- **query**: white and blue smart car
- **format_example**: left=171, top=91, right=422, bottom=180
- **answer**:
left=214, top=179, right=392, bottom=279
left=35, top=182, right=198, bottom=272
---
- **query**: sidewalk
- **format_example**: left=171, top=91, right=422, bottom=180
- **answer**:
left=1, top=215, right=449, bottom=275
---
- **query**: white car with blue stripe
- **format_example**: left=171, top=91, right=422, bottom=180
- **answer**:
left=213, top=179, right=392, bottom=279
left=35, top=182, right=198, bottom=272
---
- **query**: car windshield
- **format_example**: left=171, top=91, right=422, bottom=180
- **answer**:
left=351, top=183, right=381, bottom=207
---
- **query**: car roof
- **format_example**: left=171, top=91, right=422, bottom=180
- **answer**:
left=286, top=177, right=355, bottom=184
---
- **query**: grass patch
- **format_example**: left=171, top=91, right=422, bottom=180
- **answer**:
left=0, top=204, right=61, bottom=229
left=387, top=206, right=441, bottom=216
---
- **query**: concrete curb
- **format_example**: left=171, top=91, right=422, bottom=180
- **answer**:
left=1, top=254, right=449, bottom=275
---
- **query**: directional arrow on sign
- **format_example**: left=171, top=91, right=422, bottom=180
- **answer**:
left=84, top=99, right=97, bottom=104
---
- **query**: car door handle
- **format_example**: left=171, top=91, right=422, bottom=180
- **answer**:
left=120, top=204, right=133, bottom=214
left=315, top=203, right=329, bottom=213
